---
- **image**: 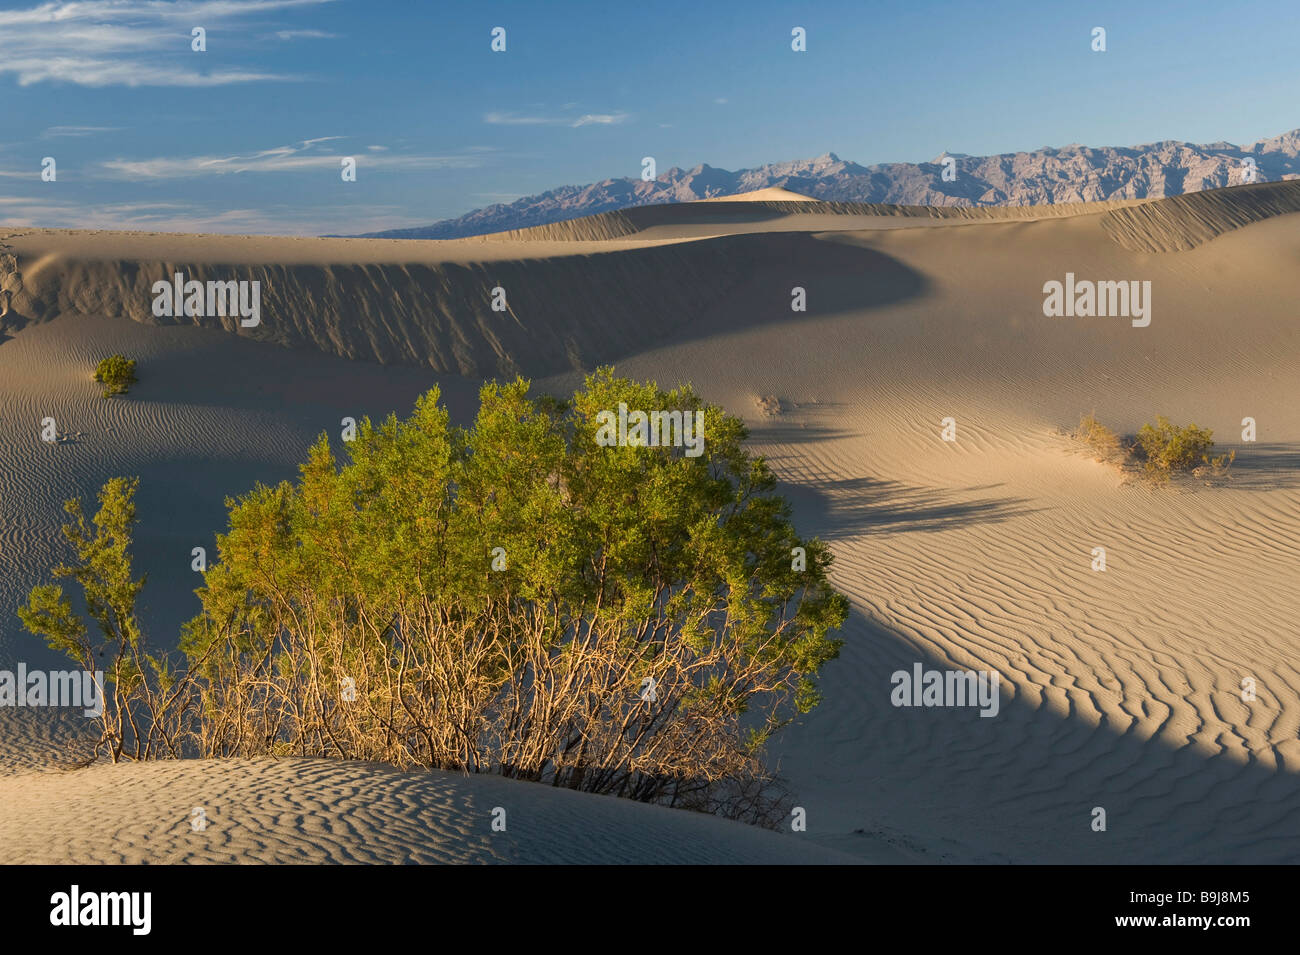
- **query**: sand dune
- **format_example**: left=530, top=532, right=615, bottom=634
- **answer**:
left=2, top=229, right=918, bottom=378
left=587, top=207, right=1300, bottom=863
left=700, top=186, right=823, bottom=202
left=1101, top=179, right=1300, bottom=251
left=0, top=192, right=1147, bottom=380
left=487, top=195, right=1144, bottom=243
left=0, top=758, right=860, bottom=865
left=2, top=184, right=1298, bottom=863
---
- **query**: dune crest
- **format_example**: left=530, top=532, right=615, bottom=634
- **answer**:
left=699, top=186, right=822, bottom=202
left=0, top=228, right=921, bottom=377
left=486, top=196, right=1142, bottom=242
left=1100, top=179, right=1300, bottom=252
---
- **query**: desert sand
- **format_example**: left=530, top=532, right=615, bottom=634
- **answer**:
left=1, top=181, right=1297, bottom=863
left=700, top=186, right=823, bottom=202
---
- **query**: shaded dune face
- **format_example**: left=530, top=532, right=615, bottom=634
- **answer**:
left=1100, top=178, right=1300, bottom=251
left=1, top=231, right=923, bottom=379
left=1, top=182, right=1298, bottom=863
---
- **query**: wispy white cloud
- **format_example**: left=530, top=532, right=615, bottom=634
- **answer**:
left=0, top=195, right=439, bottom=236
left=96, top=137, right=485, bottom=179
left=42, top=125, right=125, bottom=138
left=484, top=111, right=629, bottom=128
left=272, top=28, right=336, bottom=40
left=483, top=112, right=553, bottom=127
left=0, top=0, right=337, bottom=87
left=571, top=113, right=628, bottom=127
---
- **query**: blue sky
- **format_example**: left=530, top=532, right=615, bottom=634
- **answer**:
left=1, top=0, right=1297, bottom=234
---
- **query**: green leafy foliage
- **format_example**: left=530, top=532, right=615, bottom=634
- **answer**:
left=17, top=478, right=188, bottom=761
left=1135, top=415, right=1221, bottom=481
left=1071, top=412, right=1234, bottom=485
left=185, top=370, right=847, bottom=821
left=92, top=354, right=137, bottom=398
left=22, top=373, right=847, bottom=821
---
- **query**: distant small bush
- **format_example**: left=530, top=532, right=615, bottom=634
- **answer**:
left=93, top=355, right=137, bottom=398
left=1072, top=412, right=1125, bottom=463
left=1070, top=412, right=1233, bottom=485
left=1134, top=415, right=1230, bottom=482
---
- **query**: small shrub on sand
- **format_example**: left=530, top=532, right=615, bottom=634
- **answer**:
left=1135, top=415, right=1229, bottom=482
left=93, top=354, right=137, bottom=398
left=1193, top=448, right=1236, bottom=483
left=1072, top=412, right=1126, bottom=463
left=1070, top=412, right=1234, bottom=485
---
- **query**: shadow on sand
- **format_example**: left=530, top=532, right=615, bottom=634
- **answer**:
left=1213, top=442, right=1300, bottom=491
left=774, top=602, right=1300, bottom=864
left=777, top=474, right=1038, bottom=539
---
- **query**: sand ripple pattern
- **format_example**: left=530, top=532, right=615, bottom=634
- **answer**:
left=0, top=758, right=858, bottom=865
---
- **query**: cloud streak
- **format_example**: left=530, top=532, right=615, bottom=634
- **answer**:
left=484, top=111, right=630, bottom=128
left=0, top=195, right=436, bottom=236
left=42, top=125, right=125, bottom=138
left=0, top=0, right=337, bottom=87
left=272, top=29, right=336, bottom=40
left=96, top=138, right=484, bottom=179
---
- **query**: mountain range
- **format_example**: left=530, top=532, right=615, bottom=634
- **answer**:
left=355, top=129, right=1300, bottom=240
